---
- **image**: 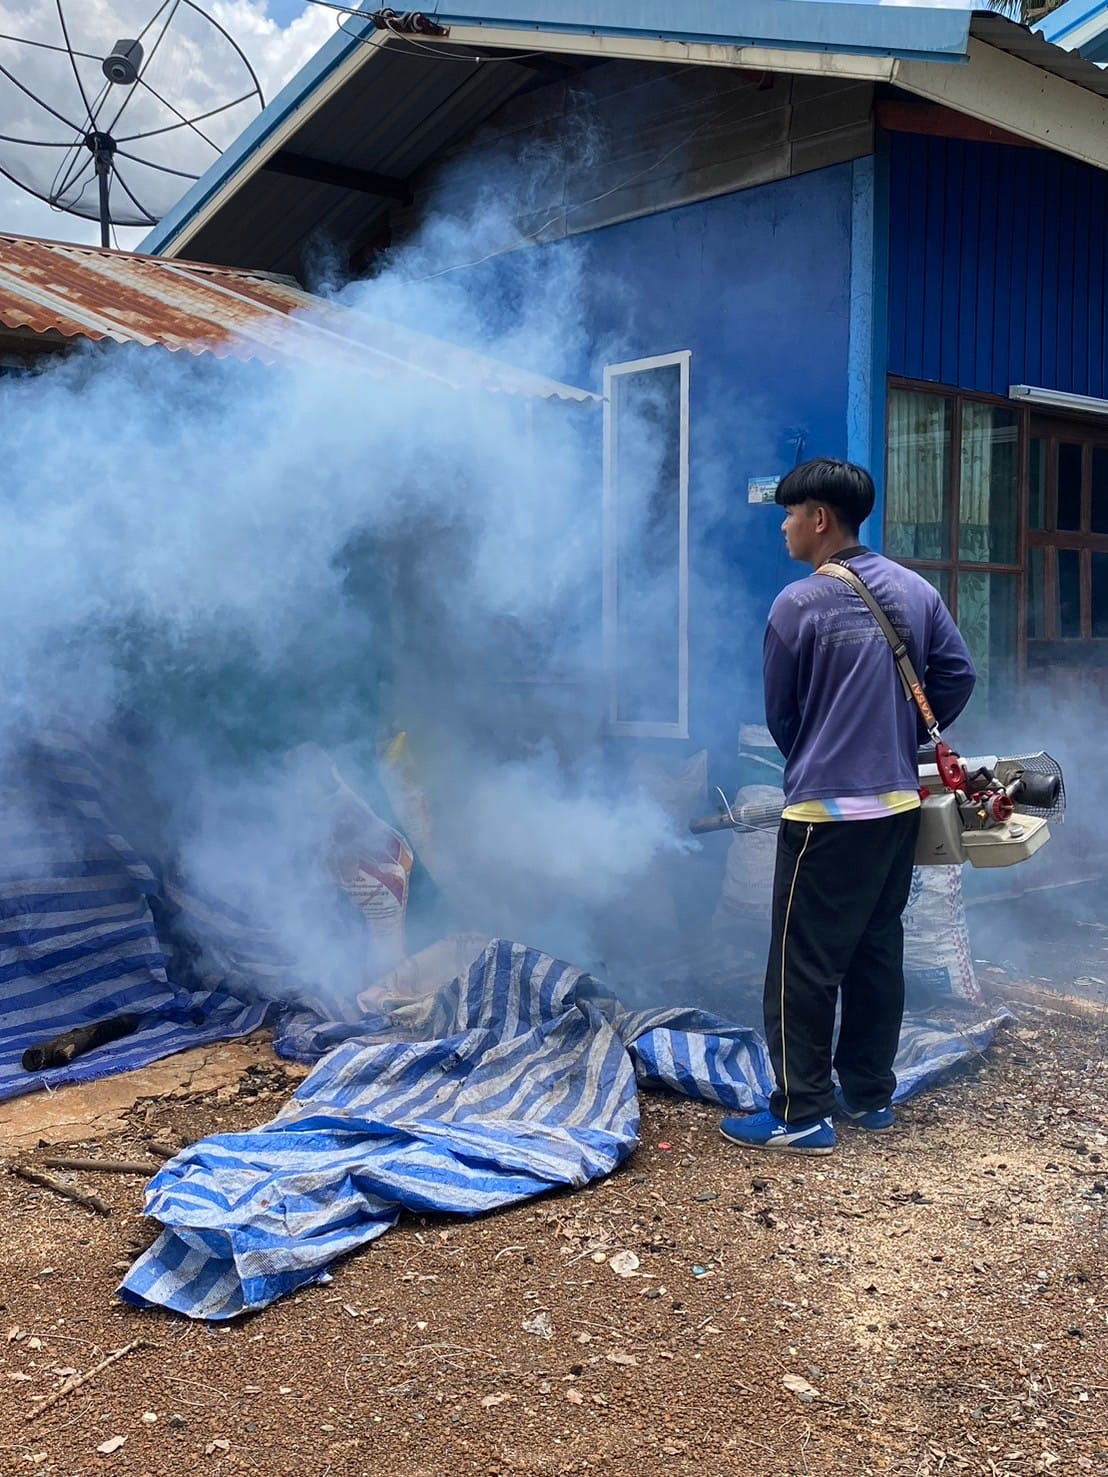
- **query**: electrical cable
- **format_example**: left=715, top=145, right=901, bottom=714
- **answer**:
left=301, top=0, right=556, bottom=66
left=297, top=6, right=779, bottom=302
left=407, top=89, right=761, bottom=284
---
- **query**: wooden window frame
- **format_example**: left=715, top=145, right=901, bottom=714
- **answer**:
left=888, top=378, right=1108, bottom=674
left=1024, top=417, right=1108, bottom=644
left=886, top=375, right=1027, bottom=666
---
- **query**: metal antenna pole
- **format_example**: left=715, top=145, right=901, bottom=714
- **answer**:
left=84, top=131, right=116, bottom=248
left=96, top=158, right=110, bottom=247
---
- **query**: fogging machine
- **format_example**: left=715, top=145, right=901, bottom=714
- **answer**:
left=690, top=559, right=1066, bottom=869
left=691, top=749, right=1064, bottom=868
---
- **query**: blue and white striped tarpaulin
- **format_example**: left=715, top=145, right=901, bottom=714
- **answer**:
left=0, top=733, right=275, bottom=1104
left=120, top=937, right=1010, bottom=1319
left=0, top=734, right=1011, bottom=1321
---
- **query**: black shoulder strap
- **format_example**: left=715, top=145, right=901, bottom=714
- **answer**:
left=815, top=560, right=941, bottom=742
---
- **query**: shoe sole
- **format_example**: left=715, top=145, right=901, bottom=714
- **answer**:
left=718, top=1124, right=834, bottom=1155
left=835, top=1117, right=895, bottom=1133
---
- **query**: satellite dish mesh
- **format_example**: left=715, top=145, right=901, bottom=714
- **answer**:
left=0, top=1, right=264, bottom=240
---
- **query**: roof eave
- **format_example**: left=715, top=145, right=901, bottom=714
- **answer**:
left=141, top=3, right=1108, bottom=267
left=419, top=0, right=972, bottom=63
left=141, top=13, right=381, bottom=259
left=139, top=1, right=973, bottom=263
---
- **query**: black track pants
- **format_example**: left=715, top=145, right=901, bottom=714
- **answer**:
left=762, top=810, right=921, bottom=1125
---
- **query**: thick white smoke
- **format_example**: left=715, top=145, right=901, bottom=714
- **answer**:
left=0, top=195, right=707, bottom=1008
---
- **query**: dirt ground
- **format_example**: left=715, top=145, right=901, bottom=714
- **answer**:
left=1, top=980, right=1105, bottom=1477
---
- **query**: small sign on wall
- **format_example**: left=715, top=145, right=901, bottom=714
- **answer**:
left=747, top=476, right=780, bottom=505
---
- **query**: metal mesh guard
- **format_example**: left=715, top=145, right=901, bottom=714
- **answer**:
left=1006, top=752, right=1066, bottom=822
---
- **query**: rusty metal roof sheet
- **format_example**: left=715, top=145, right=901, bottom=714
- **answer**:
left=0, top=234, right=598, bottom=402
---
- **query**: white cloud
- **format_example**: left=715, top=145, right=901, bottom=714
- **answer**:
left=211, top=0, right=336, bottom=98
left=0, top=0, right=333, bottom=247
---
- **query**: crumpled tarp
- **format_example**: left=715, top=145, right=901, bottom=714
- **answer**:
left=1, top=734, right=1011, bottom=1321
left=0, top=733, right=272, bottom=1104
left=119, top=936, right=1009, bottom=1320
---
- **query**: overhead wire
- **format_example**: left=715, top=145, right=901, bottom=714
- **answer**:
left=295, top=6, right=776, bottom=285
left=406, top=86, right=766, bottom=284
left=301, top=0, right=552, bottom=66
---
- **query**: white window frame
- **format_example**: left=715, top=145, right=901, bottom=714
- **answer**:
left=602, top=349, right=691, bottom=739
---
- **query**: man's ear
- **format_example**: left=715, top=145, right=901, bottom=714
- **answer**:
left=814, top=503, right=830, bottom=533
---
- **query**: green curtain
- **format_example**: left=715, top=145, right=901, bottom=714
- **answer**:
left=886, top=390, right=949, bottom=560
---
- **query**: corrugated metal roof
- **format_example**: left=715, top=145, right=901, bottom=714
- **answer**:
left=972, top=11, right=1108, bottom=96
left=1035, top=0, right=1108, bottom=63
left=0, top=235, right=597, bottom=401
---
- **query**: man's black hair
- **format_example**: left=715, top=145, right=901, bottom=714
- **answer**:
left=774, top=458, right=875, bottom=534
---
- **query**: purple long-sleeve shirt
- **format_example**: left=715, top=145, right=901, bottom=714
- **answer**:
left=763, top=550, right=977, bottom=807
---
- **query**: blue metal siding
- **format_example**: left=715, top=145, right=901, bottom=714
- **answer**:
left=849, top=152, right=891, bottom=548
left=864, top=137, right=892, bottom=544
left=848, top=157, right=876, bottom=476
left=888, top=133, right=1108, bottom=397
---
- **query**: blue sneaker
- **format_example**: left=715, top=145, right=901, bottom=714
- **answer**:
left=719, top=1111, right=836, bottom=1156
left=834, top=1089, right=894, bottom=1132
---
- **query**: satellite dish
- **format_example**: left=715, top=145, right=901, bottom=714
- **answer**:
left=0, top=2, right=264, bottom=247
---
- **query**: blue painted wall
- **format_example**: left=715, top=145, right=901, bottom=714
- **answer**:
left=887, top=132, right=1108, bottom=398
left=576, top=165, right=855, bottom=757
left=460, top=163, right=855, bottom=766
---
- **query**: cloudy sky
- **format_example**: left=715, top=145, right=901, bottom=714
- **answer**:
left=0, top=0, right=335, bottom=248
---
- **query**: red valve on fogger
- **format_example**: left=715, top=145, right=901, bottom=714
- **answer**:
left=934, top=741, right=966, bottom=793
left=984, top=790, right=1015, bottom=824
left=930, top=740, right=1016, bottom=824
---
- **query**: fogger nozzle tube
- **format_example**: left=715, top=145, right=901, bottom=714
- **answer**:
left=1010, top=771, right=1060, bottom=810
left=689, top=799, right=786, bottom=835
left=689, top=811, right=746, bottom=835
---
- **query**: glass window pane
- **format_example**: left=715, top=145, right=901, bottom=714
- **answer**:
left=1027, top=547, right=1046, bottom=639
left=917, top=567, right=950, bottom=604
left=1092, top=448, right=1108, bottom=536
left=886, top=390, right=951, bottom=560
left=1093, top=553, right=1108, bottom=638
left=1057, top=443, right=1083, bottom=531
left=607, top=359, right=685, bottom=727
left=957, top=571, right=1017, bottom=710
left=959, top=404, right=1017, bottom=563
left=1058, top=548, right=1082, bottom=637
left=1029, top=438, right=1046, bottom=531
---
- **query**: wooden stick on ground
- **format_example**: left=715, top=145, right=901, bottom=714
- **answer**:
left=9, top=1164, right=110, bottom=1216
left=145, top=1139, right=190, bottom=1161
left=41, top=1156, right=158, bottom=1176
left=27, top=1339, right=144, bottom=1421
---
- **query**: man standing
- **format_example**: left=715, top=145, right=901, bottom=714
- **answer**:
left=721, top=459, right=976, bottom=1155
